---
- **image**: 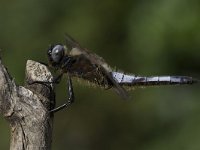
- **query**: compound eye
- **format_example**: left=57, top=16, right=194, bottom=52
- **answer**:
left=51, top=45, right=64, bottom=63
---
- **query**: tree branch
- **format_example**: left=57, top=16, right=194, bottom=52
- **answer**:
left=0, top=59, right=55, bottom=150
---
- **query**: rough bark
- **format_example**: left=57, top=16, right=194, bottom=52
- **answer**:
left=0, top=59, right=55, bottom=150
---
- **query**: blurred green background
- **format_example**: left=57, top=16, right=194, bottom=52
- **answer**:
left=0, top=0, right=200, bottom=149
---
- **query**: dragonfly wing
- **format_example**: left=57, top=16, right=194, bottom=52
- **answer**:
left=102, top=68, right=129, bottom=99
left=64, top=33, right=82, bottom=49
left=65, top=34, right=112, bottom=71
left=65, top=34, right=129, bottom=99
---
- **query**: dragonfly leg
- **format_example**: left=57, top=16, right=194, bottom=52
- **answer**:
left=27, top=73, right=63, bottom=85
left=50, top=75, right=74, bottom=113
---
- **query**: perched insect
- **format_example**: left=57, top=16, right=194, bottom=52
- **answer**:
left=29, top=34, right=199, bottom=113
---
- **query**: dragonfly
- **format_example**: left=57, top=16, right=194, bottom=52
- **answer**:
left=29, top=34, right=199, bottom=113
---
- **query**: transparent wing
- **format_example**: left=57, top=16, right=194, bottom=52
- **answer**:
left=64, top=34, right=129, bottom=99
left=64, top=33, right=107, bottom=65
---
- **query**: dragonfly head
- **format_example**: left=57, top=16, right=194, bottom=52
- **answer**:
left=47, top=44, right=66, bottom=67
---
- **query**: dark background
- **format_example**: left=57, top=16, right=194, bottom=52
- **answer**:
left=0, top=0, right=200, bottom=149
